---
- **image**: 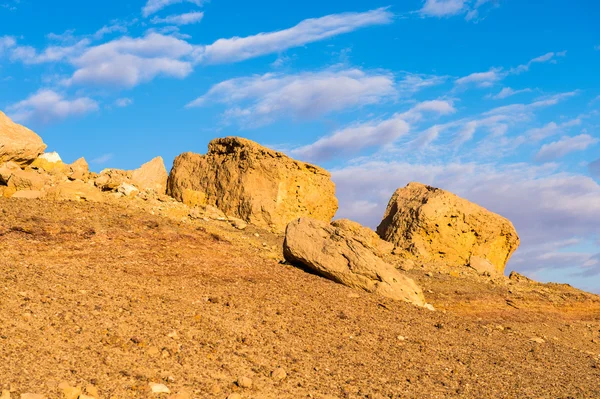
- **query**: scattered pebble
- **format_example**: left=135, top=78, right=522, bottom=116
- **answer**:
left=271, top=367, right=287, bottom=381
left=530, top=337, right=545, bottom=344
left=58, top=382, right=81, bottom=399
left=149, top=383, right=171, bottom=394
left=236, top=376, right=253, bottom=389
left=227, top=394, right=242, bottom=399
left=397, top=335, right=406, bottom=341
left=426, top=272, right=433, bottom=277
left=424, top=303, right=435, bottom=311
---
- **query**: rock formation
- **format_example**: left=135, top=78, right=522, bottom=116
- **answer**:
left=377, top=182, right=520, bottom=275
left=0, top=111, right=47, bottom=166
left=283, top=217, right=426, bottom=306
left=167, top=137, right=338, bottom=231
left=131, top=156, right=168, bottom=193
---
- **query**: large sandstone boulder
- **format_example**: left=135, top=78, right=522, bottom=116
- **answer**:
left=283, top=217, right=426, bottom=306
left=0, top=111, right=47, bottom=166
left=45, top=181, right=103, bottom=202
left=167, top=137, right=338, bottom=231
left=377, top=182, right=520, bottom=275
left=131, top=156, right=168, bottom=193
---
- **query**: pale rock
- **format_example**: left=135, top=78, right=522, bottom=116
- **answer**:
left=58, top=382, right=81, bottom=399
left=85, top=385, right=99, bottom=398
left=38, top=151, right=62, bottom=163
left=117, top=182, right=139, bottom=197
left=68, top=158, right=89, bottom=181
left=530, top=337, right=545, bottom=344
left=10, top=189, right=44, bottom=199
left=0, top=111, right=47, bottom=166
left=94, top=169, right=131, bottom=191
left=229, top=217, right=248, bottom=230
left=227, top=394, right=242, bottom=399
left=1, top=391, right=10, bottom=399
left=45, top=181, right=103, bottom=202
left=283, top=218, right=426, bottom=306
left=205, top=205, right=227, bottom=221
left=149, top=383, right=171, bottom=394
left=377, top=182, right=520, bottom=275
left=236, top=376, right=253, bottom=389
left=271, top=367, right=287, bottom=381
left=331, top=219, right=393, bottom=257
left=131, top=156, right=168, bottom=193
left=167, top=137, right=338, bottom=232
left=0, top=162, right=50, bottom=191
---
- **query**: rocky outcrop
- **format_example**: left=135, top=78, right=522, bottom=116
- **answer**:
left=45, top=181, right=103, bottom=202
left=167, top=137, right=338, bottom=231
left=377, top=182, right=520, bottom=275
left=0, top=111, right=47, bottom=166
left=283, top=217, right=426, bottom=306
left=131, top=156, right=168, bottom=193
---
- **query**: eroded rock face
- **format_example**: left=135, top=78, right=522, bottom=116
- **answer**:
left=0, top=111, right=47, bottom=166
left=283, top=217, right=426, bottom=306
left=377, top=182, right=520, bottom=275
left=131, top=156, right=168, bottom=193
left=167, top=137, right=338, bottom=231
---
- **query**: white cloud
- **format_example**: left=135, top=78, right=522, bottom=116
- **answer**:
left=590, top=158, right=600, bottom=178
left=397, top=73, right=449, bottom=95
left=151, top=11, right=204, bottom=25
left=0, top=35, right=16, bottom=55
left=484, top=91, right=578, bottom=117
left=114, top=98, right=133, bottom=107
left=187, top=68, right=396, bottom=126
left=7, top=89, right=98, bottom=123
left=535, top=134, right=598, bottom=162
left=455, top=69, right=502, bottom=87
left=509, top=51, right=567, bottom=75
left=142, top=0, right=203, bottom=17
left=488, top=87, right=532, bottom=100
left=94, top=23, right=128, bottom=40
left=196, top=8, right=394, bottom=64
left=65, top=33, right=195, bottom=88
left=91, top=153, right=114, bottom=164
left=290, top=100, right=455, bottom=162
left=420, top=0, right=467, bottom=17
left=9, top=39, right=90, bottom=64
left=525, top=118, right=581, bottom=141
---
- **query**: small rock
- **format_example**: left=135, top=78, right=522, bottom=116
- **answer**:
left=530, top=337, right=545, bottom=344
left=147, top=346, right=160, bottom=356
left=230, top=217, right=248, bottom=230
left=254, top=233, right=260, bottom=237
left=85, top=385, right=99, bottom=398
left=149, top=383, right=171, bottom=394
left=425, top=272, right=433, bottom=277
left=58, top=382, right=81, bottom=399
left=423, top=303, right=435, bottom=311
left=210, top=385, right=221, bottom=395
left=167, top=331, right=178, bottom=339
left=227, top=394, right=242, bottom=399
left=236, top=376, right=253, bottom=389
left=397, top=335, right=406, bottom=341
left=347, top=293, right=360, bottom=299
left=1, top=391, right=11, bottom=399
left=271, top=367, right=287, bottom=381
left=117, top=182, right=139, bottom=197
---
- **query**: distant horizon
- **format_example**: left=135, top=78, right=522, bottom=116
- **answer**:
left=1, top=0, right=599, bottom=293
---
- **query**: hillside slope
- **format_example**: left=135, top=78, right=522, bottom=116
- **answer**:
left=1, top=198, right=599, bottom=399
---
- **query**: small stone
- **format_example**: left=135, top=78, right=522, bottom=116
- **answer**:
left=58, top=382, right=81, bottom=399
left=236, top=376, right=253, bottom=389
left=271, top=367, right=287, bottom=381
left=1, top=391, right=11, bottom=399
left=254, top=233, right=260, bottom=237
left=117, top=182, right=139, bottom=197
left=230, top=217, right=248, bottom=230
left=227, top=394, right=242, bottom=399
left=210, top=385, right=221, bottom=395
left=167, top=331, right=178, bottom=339
left=423, top=303, right=435, bottom=311
left=149, top=383, right=171, bottom=394
left=347, top=293, right=360, bottom=299
left=530, top=337, right=545, bottom=344
left=85, top=385, right=100, bottom=398
left=397, top=335, right=406, bottom=341
left=426, top=272, right=433, bottom=277
left=148, top=346, right=160, bottom=356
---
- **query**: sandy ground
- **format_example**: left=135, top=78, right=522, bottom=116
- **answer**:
left=1, top=198, right=599, bottom=399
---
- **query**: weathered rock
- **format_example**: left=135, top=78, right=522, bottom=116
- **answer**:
left=271, top=368, right=287, bottom=381
left=94, top=169, right=131, bottom=191
left=0, top=162, right=51, bottom=191
left=149, top=383, right=171, bottom=394
left=167, top=137, right=338, bottom=231
left=1, top=390, right=10, bottom=399
left=38, top=151, right=61, bottom=163
left=236, top=376, right=253, bottom=389
left=58, top=382, right=82, bottom=399
left=117, top=182, right=139, bottom=197
left=68, top=157, right=89, bottom=181
left=377, top=182, right=520, bottom=275
left=131, top=156, right=168, bottom=193
left=0, top=111, right=47, bottom=166
left=283, top=218, right=426, bottom=306
left=46, top=181, right=103, bottom=202
left=30, top=157, right=70, bottom=176
left=331, top=219, right=393, bottom=258
left=11, top=189, right=44, bottom=199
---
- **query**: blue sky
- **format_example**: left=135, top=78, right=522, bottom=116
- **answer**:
left=1, top=0, right=599, bottom=293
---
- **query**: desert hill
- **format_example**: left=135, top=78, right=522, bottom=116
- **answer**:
left=1, top=112, right=599, bottom=398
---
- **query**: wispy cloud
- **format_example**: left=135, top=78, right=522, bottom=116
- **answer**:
left=535, top=134, right=598, bottom=162
left=151, top=11, right=204, bottom=25
left=187, top=68, right=397, bottom=126
left=525, top=118, right=581, bottom=141
left=7, top=89, right=98, bottom=123
left=90, top=153, right=114, bottom=164
left=9, top=38, right=90, bottom=64
left=455, top=69, right=502, bottom=88
left=0, top=35, right=15, bottom=55
left=114, top=98, right=133, bottom=107
left=488, top=87, right=532, bottom=100
left=420, top=0, right=467, bottom=17
left=142, top=0, right=203, bottom=18
left=290, top=100, right=455, bottom=161
left=509, top=51, right=567, bottom=75
left=196, top=8, right=394, bottom=64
